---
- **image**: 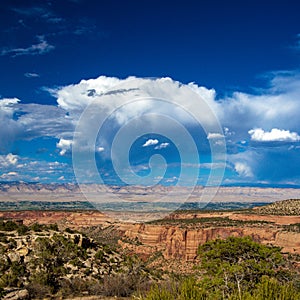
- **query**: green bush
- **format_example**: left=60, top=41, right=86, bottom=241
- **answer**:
left=142, top=284, right=175, bottom=300
left=197, top=236, right=286, bottom=295
left=252, top=277, right=300, bottom=300
left=27, top=281, right=52, bottom=298
left=95, top=249, right=106, bottom=262
left=31, top=223, right=43, bottom=232
left=17, top=225, right=29, bottom=235
left=141, top=278, right=207, bottom=300
left=141, top=236, right=300, bottom=300
left=0, top=220, right=18, bottom=231
left=48, top=223, right=59, bottom=231
left=65, top=227, right=74, bottom=233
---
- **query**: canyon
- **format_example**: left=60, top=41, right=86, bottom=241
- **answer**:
left=1, top=183, right=299, bottom=262
left=1, top=209, right=299, bottom=261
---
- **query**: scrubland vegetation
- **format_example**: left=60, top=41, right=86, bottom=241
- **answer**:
left=0, top=220, right=299, bottom=299
left=140, top=237, right=300, bottom=299
left=148, top=216, right=274, bottom=228
left=0, top=220, right=151, bottom=298
left=253, top=199, right=300, bottom=215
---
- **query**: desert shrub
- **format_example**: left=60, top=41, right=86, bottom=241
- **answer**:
left=48, top=223, right=59, bottom=231
left=251, top=277, right=300, bottom=300
left=102, top=272, right=150, bottom=297
left=57, top=277, right=92, bottom=297
left=27, top=282, right=52, bottom=298
left=95, top=249, right=106, bottom=262
left=197, top=236, right=285, bottom=292
left=0, top=235, right=8, bottom=243
left=29, top=270, right=59, bottom=294
left=142, top=284, right=175, bottom=300
left=179, top=277, right=206, bottom=299
left=0, top=273, right=18, bottom=288
left=55, top=277, right=103, bottom=297
left=284, top=223, right=300, bottom=233
left=142, top=236, right=300, bottom=300
left=141, top=278, right=206, bottom=300
left=7, top=238, right=17, bottom=249
left=101, top=273, right=135, bottom=297
left=65, top=227, right=74, bottom=233
left=0, top=261, right=26, bottom=288
left=196, top=236, right=299, bottom=299
left=31, top=223, right=43, bottom=232
left=17, top=224, right=29, bottom=235
left=0, top=220, right=18, bottom=231
left=142, top=276, right=300, bottom=300
left=0, top=287, right=5, bottom=298
left=0, top=257, right=9, bottom=273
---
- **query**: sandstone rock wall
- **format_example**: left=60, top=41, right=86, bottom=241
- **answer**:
left=118, top=223, right=300, bottom=260
left=1, top=211, right=300, bottom=261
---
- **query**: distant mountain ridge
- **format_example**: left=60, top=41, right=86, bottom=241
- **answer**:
left=1, top=183, right=300, bottom=205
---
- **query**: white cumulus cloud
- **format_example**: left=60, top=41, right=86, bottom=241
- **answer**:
left=50, top=75, right=123, bottom=112
left=234, top=162, right=253, bottom=178
left=57, top=138, right=73, bottom=155
left=155, top=142, right=169, bottom=150
left=0, top=99, right=22, bottom=151
left=142, top=139, right=159, bottom=147
left=0, top=154, right=18, bottom=167
left=2, top=72, right=300, bottom=185
left=218, top=72, right=300, bottom=144
left=207, top=132, right=224, bottom=139
left=0, top=172, right=18, bottom=179
left=6, top=153, right=18, bottom=165
left=248, top=128, right=300, bottom=142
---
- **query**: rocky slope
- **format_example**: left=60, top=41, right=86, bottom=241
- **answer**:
left=253, top=198, right=300, bottom=215
left=0, top=221, right=148, bottom=299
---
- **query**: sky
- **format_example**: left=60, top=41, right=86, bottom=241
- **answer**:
left=1, top=0, right=300, bottom=187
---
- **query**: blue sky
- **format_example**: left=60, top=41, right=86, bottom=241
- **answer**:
left=1, top=0, right=300, bottom=187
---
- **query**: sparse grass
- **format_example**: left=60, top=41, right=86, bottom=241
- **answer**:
left=283, top=223, right=300, bottom=233
left=252, top=199, right=300, bottom=216
left=148, top=216, right=274, bottom=228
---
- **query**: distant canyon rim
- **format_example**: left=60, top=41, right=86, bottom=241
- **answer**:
left=1, top=183, right=299, bottom=203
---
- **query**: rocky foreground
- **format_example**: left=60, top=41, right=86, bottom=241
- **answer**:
left=0, top=221, right=152, bottom=299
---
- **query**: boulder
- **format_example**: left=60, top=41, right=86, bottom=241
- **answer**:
left=7, top=252, right=21, bottom=263
left=3, top=289, right=29, bottom=300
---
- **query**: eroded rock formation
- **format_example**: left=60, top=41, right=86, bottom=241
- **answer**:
left=118, top=223, right=300, bottom=260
